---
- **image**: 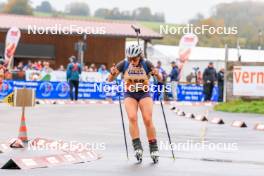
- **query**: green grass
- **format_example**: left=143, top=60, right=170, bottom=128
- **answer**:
left=214, top=100, right=264, bottom=114
left=138, top=21, right=181, bottom=45
left=34, top=11, right=101, bottom=20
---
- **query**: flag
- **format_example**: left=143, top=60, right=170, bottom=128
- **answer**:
left=4, top=27, right=21, bottom=70
left=178, top=33, right=198, bottom=80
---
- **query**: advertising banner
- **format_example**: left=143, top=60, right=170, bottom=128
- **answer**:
left=0, top=81, right=218, bottom=101
left=4, top=27, right=21, bottom=70
left=233, top=66, right=264, bottom=96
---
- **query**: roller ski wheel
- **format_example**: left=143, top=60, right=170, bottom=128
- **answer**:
left=150, top=151, right=159, bottom=164
left=135, top=149, right=143, bottom=163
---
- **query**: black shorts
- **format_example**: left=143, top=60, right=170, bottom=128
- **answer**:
left=124, top=91, right=151, bottom=102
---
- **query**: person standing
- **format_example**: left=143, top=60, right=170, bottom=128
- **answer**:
left=108, top=44, right=162, bottom=163
left=169, top=61, right=179, bottom=102
left=98, top=64, right=110, bottom=81
left=66, top=56, right=82, bottom=101
left=217, top=68, right=225, bottom=102
left=203, top=62, right=217, bottom=101
left=153, top=61, right=167, bottom=101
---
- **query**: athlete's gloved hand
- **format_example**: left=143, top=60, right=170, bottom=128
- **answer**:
left=110, top=64, right=119, bottom=76
left=151, top=68, right=159, bottom=76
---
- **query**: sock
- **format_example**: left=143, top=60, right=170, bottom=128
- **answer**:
left=132, top=138, right=142, bottom=151
left=149, top=139, right=158, bottom=152
left=148, top=139, right=157, bottom=145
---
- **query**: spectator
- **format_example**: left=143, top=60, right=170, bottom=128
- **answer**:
left=36, top=61, right=43, bottom=71
left=89, top=63, right=97, bottom=72
left=169, top=61, right=179, bottom=101
left=23, top=60, right=33, bottom=71
left=14, top=61, right=24, bottom=71
left=43, top=61, right=53, bottom=73
left=217, top=68, right=225, bottom=102
left=196, top=71, right=203, bottom=84
left=186, top=72, right=194, bottom=83
left=203, top=62, right=217, bottom=101
left=98, top=64, right=108, bottom=74
left=32, top=61, right=38, bottom=70
left=66, top=56, right=82, bottom=101
left=58, top=65, right=65, bottom=71
left=83, top=65, right=89, bottom=72
left=153, top=61, right=167, bottom=101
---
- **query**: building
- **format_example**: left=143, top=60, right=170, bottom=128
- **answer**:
left=0, top=14, right=162, bottom=69
left=147, top=44, right=264, bottom=81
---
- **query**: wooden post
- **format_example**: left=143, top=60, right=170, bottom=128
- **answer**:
left=22, top=106, right=25, bottom=118
left=144, top=39, right=149, bottom=58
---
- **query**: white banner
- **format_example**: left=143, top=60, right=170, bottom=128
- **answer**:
left=25, top=70, right=108, bottom=82
left=4, top=27, right=21, bottom=69
left=80, top=72, right=105, bottom=82
left=233, top=66, right=264, bottom=96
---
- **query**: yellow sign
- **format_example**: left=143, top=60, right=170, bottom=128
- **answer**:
left=3, top=92, right=14, bottom=106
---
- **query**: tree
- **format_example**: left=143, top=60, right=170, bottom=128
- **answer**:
left=3, top=0, right=33, bottom=15
left=94, top=6, right=165, bottom=22
left=35, top=1, right=53, bottom=13
left=187, top=1, right=264, bottom=49
left=132, top=7, right=152, bottom=21
left=211, top=1, right=264, bottom=49
left=65, top=2, right=90, bottom=16
left=107, top=8, right=121, bottom=19
left=94, top=8, right=110, bottom=18
left=0, top=3, right=5, bottom=12
left=189, top=13, right=204, bottom=24
left=153, top=12, right=165, bottom=22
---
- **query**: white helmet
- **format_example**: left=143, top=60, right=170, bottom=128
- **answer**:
left=126, top=44, right=143, bottom=58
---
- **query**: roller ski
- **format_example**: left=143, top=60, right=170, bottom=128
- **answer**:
left=135, top=149, right=143, bottom=163
left=150, top=151, right=159, bottom=164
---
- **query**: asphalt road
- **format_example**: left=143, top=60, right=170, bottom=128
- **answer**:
left=0, top=102, right=264, bottom=176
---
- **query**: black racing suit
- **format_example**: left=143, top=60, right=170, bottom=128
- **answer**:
left=203, top=67, right=217, bottom=101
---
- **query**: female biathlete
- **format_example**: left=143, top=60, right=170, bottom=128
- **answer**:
left=108, top=45, right=162, bottom=163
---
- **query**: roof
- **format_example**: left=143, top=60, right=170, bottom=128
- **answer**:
left=0, top=13, right=163, bottom=39
left=148, top=44, right=264, bottom=62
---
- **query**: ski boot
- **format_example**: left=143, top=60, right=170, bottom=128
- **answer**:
left=132, top=138, right=143, bottom=163
left=149, top=140, right=159, bottom=164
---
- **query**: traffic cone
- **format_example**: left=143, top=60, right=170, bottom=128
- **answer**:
left=18, top=115, right=28, bottom=142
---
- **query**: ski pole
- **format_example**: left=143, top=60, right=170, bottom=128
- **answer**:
left=159, top=97, right=175, bottom=160
left=116, top=79, right=129, bottom=160
left=131, top=25, right=140, bottom=45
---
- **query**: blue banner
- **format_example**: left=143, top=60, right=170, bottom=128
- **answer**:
left=177, top=84, right=218, bottom=102
left=0, top=80, right=218, bottom=102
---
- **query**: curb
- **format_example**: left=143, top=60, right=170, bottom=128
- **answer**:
left=231, top=120, right=247, bottom=128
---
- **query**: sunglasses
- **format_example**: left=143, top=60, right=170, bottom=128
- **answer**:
left=128, top=57, right=139, bottom=62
